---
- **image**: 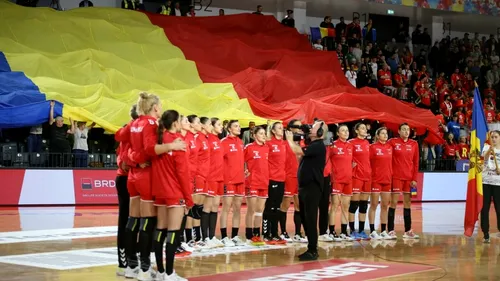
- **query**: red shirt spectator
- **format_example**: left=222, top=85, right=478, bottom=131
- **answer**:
left=485, top=109, right=496, bottom=123
left=440, top=99, right=453, bottom=117
left=378, top=67, right=392, bottom=87
left=457, top=111, right=465, bottom=127
left=443, top=142, right=457, bottom=158
left=457, top=141, right=470, bottom=159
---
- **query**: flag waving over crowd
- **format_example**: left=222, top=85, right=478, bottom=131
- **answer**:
left=464, top=86, right=488, bottom=237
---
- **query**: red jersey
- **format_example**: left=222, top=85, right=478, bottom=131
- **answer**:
left=329, top=139, right=353, bottom=184
left=388, top=138, right=419, bottom=182
left=394, top=73, right=404, bottom=87
left=443, top=143, right=457, bottom=158
left=440, top=101, right=453, bottom=117
left=128, top=116, right=158, bottom=176
left=116, top=121, right=135, bottom=176
left=184, top=131, right=198, bottom=179
left=285, top=143, right=299, bottom=179
left=457, top=143, right=470, bottom=159
left=196, top=133, right=210, bottom=180
left=221, top=135, right=245, bottom=185
left=370, top=141, right=393, bottom=184
left=244, top=142, right=269, bottom=190
left=324, top=147, right=331, bottom=177
left=418, top=88, right=431, bottom=107
left=484, top=88, right=496, bottom=100
left=486, top=110, right=495, bottom=123
left=267, top=137, right=287, bottom=182
left=349, top=138, right=371, bottom=181
left=208, top=133, right=223, bottom=182
left=152, top=131, right=193, bottom=207
left=457, top=112, right=465, bottom=126
left=378, top=70, right=392, bottom=86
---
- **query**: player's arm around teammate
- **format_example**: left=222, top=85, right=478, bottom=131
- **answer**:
left=328, top=124, right=355, bottom=241
left=219, top=120, right=246, bottom=246
left=153, top=110, right=193, bottom=281
left=348, top=123, right=372, bottom=240
left=127, top=93, right=186, bottom=280
left=369, top=127, right=394, bottom=240
left=244, top=127, right=270, bottom=246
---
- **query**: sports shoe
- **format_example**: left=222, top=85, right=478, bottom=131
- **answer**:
left=251, top=236, right=266, bottom=246
left=264, top=237, right=276, bottom=245
left=175, top=246, right=191, bottom=257
left=221, top=237, right=236, bottom=247
left=161, top=270, right=188, bottom=281
left=293, top=234, right=308, bottom=243
left=339, top=233, right=354, bottom=242
left=402, top=230, right=420, bottom=239
left=187, top=240, right=202, bottom=251
left=116, top=267, right=126, bottom=276
left=211, top=237, right=225, bottom=248
left=369, top=231, right=381, bottom=240
left=387, top=230, right=398, bottom=240
left=358, top=231, right=370, bottom=240
left=137, top=268, right=157, bottom=281
left=484, top=238, right=491, bottom=244
left=125, top=266, right=140, bottom=279
left=318, top=234, right=334, bottom=242
left=271, top=236, right=287, bottom=245
left=180, top=242, right=195, bottom=253
left=350, top=231, right=361, bottom=241
left=280, top=232, right=293, bottom=243
left=379, top=231, right=391, bottom=240
left=329, top=232, right=343, bottom=242
left=232, top=236, right=245, bottom=246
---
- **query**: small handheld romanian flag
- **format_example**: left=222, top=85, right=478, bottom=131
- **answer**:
left=464, top=86, right=488, bottom=237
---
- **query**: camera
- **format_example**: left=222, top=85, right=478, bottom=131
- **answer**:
left=289, top=124, right=313, bottom=142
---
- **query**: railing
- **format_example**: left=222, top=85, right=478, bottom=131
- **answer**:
left=0, top=152, right=117, bottom=169
left=0, top=151, right=466, bottom=172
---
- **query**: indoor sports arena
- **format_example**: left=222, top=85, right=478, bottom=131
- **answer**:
left=1, top=0, right=499, bottom=280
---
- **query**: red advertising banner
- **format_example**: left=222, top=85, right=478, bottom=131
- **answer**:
left=73, top=170, right=118, bottom=204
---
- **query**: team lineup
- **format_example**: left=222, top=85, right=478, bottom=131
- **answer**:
left=113, top=92, right=420, bottom=281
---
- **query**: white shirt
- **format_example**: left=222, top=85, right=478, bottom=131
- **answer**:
left=73, top=127, right=89, bottom=151
left=346, top=70, right=357, bottom=87
left=482, top=144, right=500, bottom=186
left=313, top=44, right=323, bottom=50
left=369, top=62, right=378, bottom=79
left=402, top=69, right=412, bottom=82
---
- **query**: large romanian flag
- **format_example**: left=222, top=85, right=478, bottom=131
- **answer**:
left=0, top=1, right=441, bottom=136
left=464, top=87, right=488, bottom=237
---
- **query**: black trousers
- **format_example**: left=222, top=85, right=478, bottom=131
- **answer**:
left=263, top=180, right=285, bottom=238
left=319, top=176, right=331, bottom=235
left=299, top=183, right=322, bottom=253
left=116, top=175, right=130, bottom=268
left=481, top=184, right=500, bottom=235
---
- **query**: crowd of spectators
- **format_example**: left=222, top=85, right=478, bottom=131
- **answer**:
left=313, top=15, right=500, bottom=171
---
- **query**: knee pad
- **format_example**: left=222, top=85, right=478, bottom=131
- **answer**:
left=126, top=217, right=139, bottom=232
left=358, top=201, right=368, bottom=214
left=348, top=201, right=359, bottom=214
left=165, top=230, right=181, bottom=246
left=139, top=217, right=156, bottom=232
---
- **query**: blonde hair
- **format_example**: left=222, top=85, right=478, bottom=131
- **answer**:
left=136, top=92, right=160, bottom=116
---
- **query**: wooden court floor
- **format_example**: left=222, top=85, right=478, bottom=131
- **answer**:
left=0, top=203, right=499, bottom=281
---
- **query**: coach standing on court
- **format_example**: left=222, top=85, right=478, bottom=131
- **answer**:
left=285, top=121, right=327, bottom=261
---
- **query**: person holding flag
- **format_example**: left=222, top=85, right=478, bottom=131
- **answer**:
left=464, top=85, right=490, bottom=240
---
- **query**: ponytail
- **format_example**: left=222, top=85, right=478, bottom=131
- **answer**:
left=157, top=121, right=164, bottom=144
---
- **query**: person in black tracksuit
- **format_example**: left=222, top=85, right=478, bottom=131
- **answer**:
left=286, top=121, right=327, bottom=261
